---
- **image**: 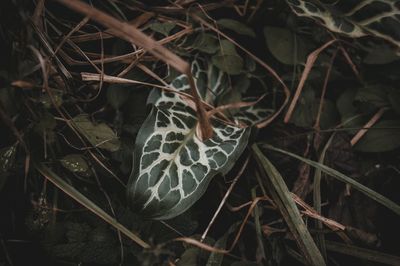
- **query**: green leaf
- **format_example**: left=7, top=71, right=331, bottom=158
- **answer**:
left=60, top=154, right=92, bottom=177
left=127, top=61, right=250, bottom=220
left=252, top=144, right=326, bottom=266
left=263, top=26, right=307, bottom=65
left=193, top=33, right=220, bottom=54
left=337, top=89, right=357, bottom=119
left=217, top=19, right=256, bottom=37
left=212, top=40, right=243, bottom=75
left=286, top=0, right=400, bottom=49
left=206, top=223, right=238, bottom=266
left=72, top=114, right=120, bottom=152
left=234, top=97, right=274, bottom=126
left=354, top=120, right=400, bottom=152
left=262, top=144, right=400, bottom=216
left=149, top=22, right=176, bottom=36
left=212, top=54, right=243, bottom=75
left=39, top=89, right=64, bottom=109
left=290, top=88, right=316, bottom=127
left=336, top=89, right=365, bottom=133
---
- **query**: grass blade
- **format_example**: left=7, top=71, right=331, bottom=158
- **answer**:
left=325, top=241, right=400, bottom=265
left=34, top=161, right=150, bottom=249
left=262, top=144, right=400, bottom=216
left=313, top=134, right=335, bottom=259
left=252, top=144, right=326, bottom=266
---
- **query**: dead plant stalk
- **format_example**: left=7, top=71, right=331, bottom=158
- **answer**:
left=53, top=0, right=213, bottom=139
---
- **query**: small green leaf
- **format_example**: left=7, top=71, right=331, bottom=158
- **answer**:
left=354, top=120, right=400, bottom=152
left=211, top=53, right=243, bottom=75
left=355, top=85, right=389, bottom=108
left=60, top=154, right=91, bottom=177
left=337, top=89, right=357, bottom=118
left=39, top=89, right=64, bottom=108
left=73, top=114, right=120, bottom=152
left=149, top=21, right=176, bottom=36
left=206, top=223, right=238, bottom=266
left=263, top=26, right=307, bottom=65
left=217, top=19, right=255, bottom=37
left=193, top=33, right=220, bottom=54
left=290, top=89, right=338, bottom=128
left=290, top=88, right=316, bottom=127
left=212, top=40, right=243, bottom=75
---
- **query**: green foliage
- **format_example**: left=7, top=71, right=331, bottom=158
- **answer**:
left=127, top=61, right=251, bottom=219
left=3, top=0, right=400, bottom=265
left=193, top=33, right=220, bottom=54
left=60, top=154, right=92, bottom=177
left=263, top=26, right=308, bottom=65
left=217, top=19, right=256, bottom=38
left=211, top=40, right=244, bottom=75
left=73, top=114, right=121, bottom=152
left=354, top=120, right=400, bottom=152
left=286, top=0, right=400, bottom=48
left=149, top=22, right=177, bottom=36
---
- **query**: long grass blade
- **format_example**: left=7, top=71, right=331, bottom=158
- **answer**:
left=252, top=144, right=326, bottom=266
left=313, top=134, right=335, bottom=259
left=263, top=144, right=400, bottom=216
left=34, top=161, right=150, bottom=249
left=325, top=241, right=400, bottom=265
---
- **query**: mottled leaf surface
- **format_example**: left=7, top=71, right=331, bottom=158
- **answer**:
left=128, top=61, right=250, bottom=219
left=286, top=0, right=400, bottom=48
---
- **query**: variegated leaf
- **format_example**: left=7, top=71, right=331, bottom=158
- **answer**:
left=234, top=97, right=275, bottom=126
left=127, top=61, right=250, bottom=220
left=286, top=0, right=400, bottom=48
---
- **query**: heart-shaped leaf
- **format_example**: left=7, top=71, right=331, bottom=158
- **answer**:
left=127, top=61, right=250, bottom=220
